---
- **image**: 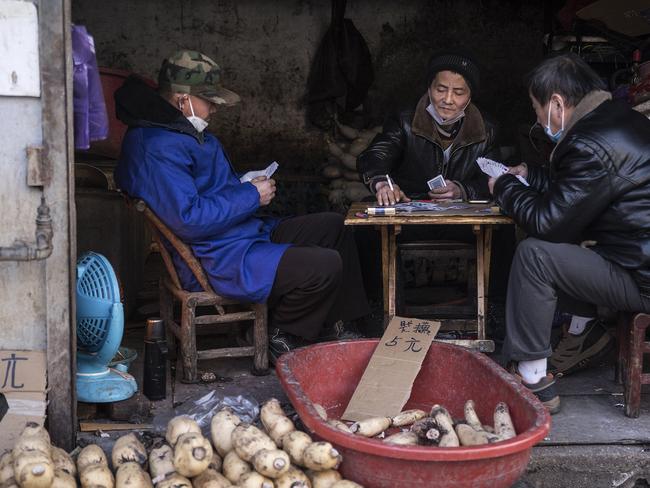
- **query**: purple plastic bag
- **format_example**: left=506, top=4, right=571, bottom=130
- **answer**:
left=72, top=25, right=108, bottom=150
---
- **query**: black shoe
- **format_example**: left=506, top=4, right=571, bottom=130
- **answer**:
left=508, top=363, right=561, bottom=415
left=319, top=320, right=365, bottom=341
left=268, top=328, right=305, bottom=364
left=522, top=374, right=561, bottom=415
left=549, top=319, right=614, bottom=376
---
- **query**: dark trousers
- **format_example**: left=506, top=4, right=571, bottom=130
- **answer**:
left=269, top=213, right=370, bottom=340
left=503, top=238, right=650, bottom=362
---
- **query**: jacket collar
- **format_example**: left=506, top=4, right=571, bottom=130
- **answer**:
left=550, top=90, right=612, bottom=159
left=411, top=93, right=487, bottom=148
left=115, top=75, right=205, bottom=143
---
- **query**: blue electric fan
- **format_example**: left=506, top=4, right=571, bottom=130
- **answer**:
left=76, top=251, right=137, bottom=403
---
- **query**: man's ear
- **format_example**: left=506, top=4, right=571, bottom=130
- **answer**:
left=550, top=93, right=564, bottom=110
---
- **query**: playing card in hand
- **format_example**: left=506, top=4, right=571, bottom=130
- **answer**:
left=476, top=157, right=529, bottom=186
left=427, top=175, right=446, bottom=190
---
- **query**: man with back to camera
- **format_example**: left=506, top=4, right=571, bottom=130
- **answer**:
left=114, top=50, right=369, bottom=363
left=489, top=53, right=650, bottom=413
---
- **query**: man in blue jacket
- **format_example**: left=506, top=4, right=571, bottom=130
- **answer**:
left=115, top=50, right=369, bottom=362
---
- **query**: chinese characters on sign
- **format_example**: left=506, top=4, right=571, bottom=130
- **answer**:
left=385, top=319, right=434, bottom=352
left=0, top=350, right=46, bottom=393
left=342, top=316, right=441, bottom=421
left=1, top=353, right=28, bottom=389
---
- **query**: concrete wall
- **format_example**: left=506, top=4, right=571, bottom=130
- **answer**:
left=72, top=0, right=545, bottom=172
left=0, top=97, right=48, bottom=349
left=0, top=0, right=76, bottom=448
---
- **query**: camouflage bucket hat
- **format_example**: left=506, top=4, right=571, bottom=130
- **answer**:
left=158, top=50, right=241, bottom=106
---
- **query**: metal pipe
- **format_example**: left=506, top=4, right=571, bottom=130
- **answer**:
left=0, top=196, right=53, bottom=261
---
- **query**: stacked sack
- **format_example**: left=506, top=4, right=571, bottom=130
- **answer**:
left=322, top=122, right=381, bottom=207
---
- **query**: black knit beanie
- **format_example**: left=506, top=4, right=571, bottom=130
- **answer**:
left=427, top=50, right=480, bottom=94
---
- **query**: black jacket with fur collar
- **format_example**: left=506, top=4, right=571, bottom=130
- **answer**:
left=357, top=94, right=498, bottom=200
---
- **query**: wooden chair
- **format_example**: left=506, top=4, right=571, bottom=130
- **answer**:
left=616, top=313, right=650, bottom=418
left=133, top=199, right=268, bottom=383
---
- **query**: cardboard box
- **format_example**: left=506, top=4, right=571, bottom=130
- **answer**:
left=0, top=350, right=47, bottom=452
left=577, top=0, right=650, bottom=37
left=342, top=316, right=441, bottom=421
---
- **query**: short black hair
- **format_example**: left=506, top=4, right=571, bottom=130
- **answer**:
left=527, top=53, right=606, bottom=106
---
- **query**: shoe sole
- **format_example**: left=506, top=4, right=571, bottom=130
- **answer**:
left=544, top=395, right=561, bottom=415
left=549, top=333, right=613, bottom=375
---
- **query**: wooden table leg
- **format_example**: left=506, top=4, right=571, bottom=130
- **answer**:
left=388, top=225, right=399, bottom=319
left=484, top=226, right=493, bottom=303
left=473, top=224, right=486, bottom=340
left=380, top=225, right=399, bottom=329
left=380, top=226, right=390, bottom=322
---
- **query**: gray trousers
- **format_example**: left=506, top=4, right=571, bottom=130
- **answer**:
left=503, top=238, right=650, bottom=362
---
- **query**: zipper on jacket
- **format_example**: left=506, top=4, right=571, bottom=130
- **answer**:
left=415, top=133, right=446, bottom=176
left=416, top=133, right=479, bottom=178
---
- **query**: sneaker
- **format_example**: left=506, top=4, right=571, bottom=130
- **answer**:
left=523, top=374, right=561, bottom=415
left=549, top=319, right=614, bottom=376
left=319, top=320, right=365, bottom=341
left=268, top=328, right=305, bottom=365
left=508, top=364, right=561, bottom=415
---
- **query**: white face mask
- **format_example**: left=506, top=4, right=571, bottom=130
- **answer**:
left=544, top=100, right=564, bottom=143
left=426, top=91, right=470, bottom=126
left=181, top=96, right=209, bottom=133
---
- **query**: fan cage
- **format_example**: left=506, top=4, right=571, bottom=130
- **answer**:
left=77, top=253, right=119, bottom=352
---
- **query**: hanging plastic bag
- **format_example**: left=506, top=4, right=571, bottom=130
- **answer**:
left=72, top=25, right=109, bottom=150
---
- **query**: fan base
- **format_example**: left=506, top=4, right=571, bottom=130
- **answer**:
left=76, top=367, right=137, bottom=403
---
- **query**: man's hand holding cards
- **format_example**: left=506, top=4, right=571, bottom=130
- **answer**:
left=427, top=174, right=462, bottom=201
left=427, top=175, right=446, bottom=190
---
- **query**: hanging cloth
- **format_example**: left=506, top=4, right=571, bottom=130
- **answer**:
left=306, top=0, right=374, bottom=128
left=72, top=25, right=109, bottom=150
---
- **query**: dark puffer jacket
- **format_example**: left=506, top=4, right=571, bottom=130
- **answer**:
left=494, top=96, right=650, bottom=296
left=357, top=94, right=498, bottom=200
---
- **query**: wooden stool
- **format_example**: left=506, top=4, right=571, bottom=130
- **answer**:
left=616, top=313, right=650, bottom=418
left=133, top=199, right=269, bottom=383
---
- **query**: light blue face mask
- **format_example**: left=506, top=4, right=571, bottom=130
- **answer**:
left=545, top=101, right=564, bottom=143
left=426, top=89, right=470, bottom=126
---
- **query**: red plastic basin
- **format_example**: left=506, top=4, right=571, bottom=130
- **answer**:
left=276, top=340, right=550, bottom=488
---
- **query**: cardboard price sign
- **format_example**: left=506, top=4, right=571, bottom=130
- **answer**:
left=0, top=350, right=47, bottom=453
left=0, top=350, right=46, bottom=393
left=342, top=316, right=440, bottom=421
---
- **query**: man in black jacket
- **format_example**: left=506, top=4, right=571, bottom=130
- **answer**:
left=358, top=50, right=498, bottom=204
left=490, top=53, right=650, bottom=414
left=354, top=51, right=512, bottom=307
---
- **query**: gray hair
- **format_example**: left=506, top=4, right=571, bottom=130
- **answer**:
left=527, top=53, right=606, bottom=106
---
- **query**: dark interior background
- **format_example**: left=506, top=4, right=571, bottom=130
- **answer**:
left=72, top=0, right=547, bottom=172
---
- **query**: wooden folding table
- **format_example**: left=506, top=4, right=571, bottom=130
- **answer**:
left=345, top=201, right=513, bottom=352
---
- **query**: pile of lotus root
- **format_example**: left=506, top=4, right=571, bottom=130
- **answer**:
left=316, top=400, right=517, bottom=447
left=0, top=398, right=362, bottom=488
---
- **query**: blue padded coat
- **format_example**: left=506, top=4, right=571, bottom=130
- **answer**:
left=114, top=76, right=289, bottom=302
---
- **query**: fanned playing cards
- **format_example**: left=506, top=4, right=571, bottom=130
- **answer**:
left=239, top=161, right=279, bottom=183
left=476, top=157, right=529, bottom=186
